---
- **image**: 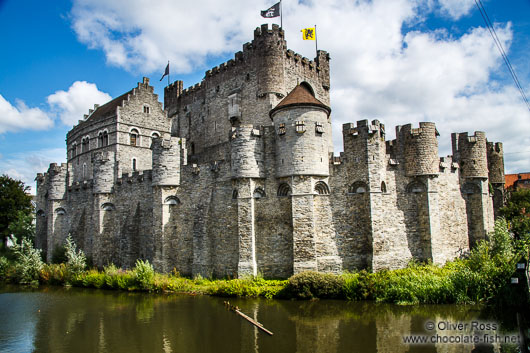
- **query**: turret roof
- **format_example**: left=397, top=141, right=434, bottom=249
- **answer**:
left=269, top=84, right=331, bottom=118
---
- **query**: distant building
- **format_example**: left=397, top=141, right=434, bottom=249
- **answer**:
left=505, top=173, right=530, bottom=190
left=35, top=24, right=505, bottom=278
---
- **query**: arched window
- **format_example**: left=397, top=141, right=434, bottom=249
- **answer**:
left=55, top=208, right=66, bottom=215
left=130, top=129, right=139, bottom=146
left=349, top=181, right=368, bottom=194
left=151, top=132, right=160, bottom=147
left=381, top=181, right=387, bottom=193
left=72, top=143, right=77, bottom=158
left=232, top=189, right=238, bottom=199
left=132, top=158, right=137, bottom=171
left=253, top=187, right=266, bottom=199
left=103, top=131, right=109, bottom=146
left=164, top=196, right=180, bottom=205
left=98, top=132, right=103, bottom=147
left=101, top=203, right=115, bottom=211
left=82, top=163, right=87, bottom=179
left=406, top=181, right=426, bottom=193
left=315, top=181, right=330, bottom=195
left=277, top=183, right=291, bottom=197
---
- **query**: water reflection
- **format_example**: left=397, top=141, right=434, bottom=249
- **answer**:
left=0, top=286, right=518, bottom=353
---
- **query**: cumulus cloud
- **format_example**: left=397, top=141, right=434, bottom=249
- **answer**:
left=68, top=0, right=530, bottom=172
left=0, top=95, right=54, bottom=133
left=438, top=0, right=476, bottom=20
left=0, top=148, right=66, bottom=194
left=47, top=81, right=112, bottom=126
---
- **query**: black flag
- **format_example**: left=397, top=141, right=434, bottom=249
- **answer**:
left=160, top=63, right=169, bottom=81
left=261, top=2, right=280, bottom=18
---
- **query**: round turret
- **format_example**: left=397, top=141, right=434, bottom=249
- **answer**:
left=452, top=132, right=488, bottom=178
left=230, top=125, right=265, bottom=178
left=271, top=85, right=331, bottom=177
left=400, top=122, right=439, bottom=176
left=487, top=142, right=505, bottom=184
left=92, top=151, right=115, bottom=193
left=152, top=137, right=181, bottom=186
left=47, top=163, right=67, bottom=200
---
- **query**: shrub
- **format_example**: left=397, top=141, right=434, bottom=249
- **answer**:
left=64, top=235, right=86, bottom=275
left=51, top=244, right=67, bottom=264
left=287, top=271, right=344, bottom=299
left=134, top=259, right=154, bottom=290
left=0, top=256, right=10, bottom=279
left=10, top=236, right=43, bottom=284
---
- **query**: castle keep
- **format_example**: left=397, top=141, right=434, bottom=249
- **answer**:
left=35, top=24, right=505, bottom=277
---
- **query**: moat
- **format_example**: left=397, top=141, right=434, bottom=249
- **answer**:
left=0, top=286, right=520, bottom=352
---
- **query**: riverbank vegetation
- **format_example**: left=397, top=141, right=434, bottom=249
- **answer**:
left=0, top=218, right=527, bottom=305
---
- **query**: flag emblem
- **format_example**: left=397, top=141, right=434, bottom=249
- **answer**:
left=160, top=63, right=169, bottom=81
left=301, top=28, right=315, bottom=40
left=261, top=2, right=280, bottom=18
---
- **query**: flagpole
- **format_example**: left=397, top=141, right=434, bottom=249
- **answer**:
left=315, top=24, right=318, bottom=57
left=280, top=0, right=282, bottom=29
left=167, top=61, right=170, bottom=86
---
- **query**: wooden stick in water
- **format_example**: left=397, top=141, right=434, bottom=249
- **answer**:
left=224, top=301, right=274, bottom=336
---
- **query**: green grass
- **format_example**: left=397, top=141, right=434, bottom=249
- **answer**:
left=0, top=219, right=527, bottom=306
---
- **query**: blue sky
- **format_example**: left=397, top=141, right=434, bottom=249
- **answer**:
left=0, top=0, right=529, bottom=193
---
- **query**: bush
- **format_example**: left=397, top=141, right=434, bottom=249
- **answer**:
left=10, top=236, right=44, bottom=284
left=287, top=271, right=344, bottom=299
left=51, top=244, right=67, bottom=264
left=64, top=235, right=86, bottom=275
left=0, top=256, right=10, bottom=279
left=134, top=259, right=154, bottom=290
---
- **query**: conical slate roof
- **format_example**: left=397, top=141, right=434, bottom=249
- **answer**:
left=269, top=84, right=331, bottom=118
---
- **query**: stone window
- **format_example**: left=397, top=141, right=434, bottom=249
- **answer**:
left=315, top=181, right=330, bottom=195
left=99, top=131, right=109, bottom=147
left=406, top=181, right=426, bottom=193
left=143, top=105, right=150, bottom=114
left=349, top=181, right=368, bottom=194
left=151, top=132, right=160, bottom=147
left=164, top=196, right=180, bottom=205
left=277, top=183, right=291, bottom=197
left=278, top=123, right=286, bottom=135
left=315, top=122, right=324, bottom=134
left=381, top=181, right=387, bottom=193
left=232, top=189, right=238, bottom=199
left=132, top=158, right=137, bottom=171
left=72, top=143, right=77, bottom=158
left=295, top=121, right=305, bottom=133
left=253, top=187, right=266, bottom=199
left=101, top=203, right=115, bottom=211
left=55, top=208, right=66, bottom=215
left=81, top=137, right=89, bottom=153
left=82, top=163, right=87, bottom=179
left=130, top=129, right=139, bottom=146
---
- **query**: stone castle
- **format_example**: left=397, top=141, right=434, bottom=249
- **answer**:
left=35, top=24, right=505, bottom=278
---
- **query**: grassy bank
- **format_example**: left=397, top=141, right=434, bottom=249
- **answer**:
left=1, top=219, right=528, bottom=305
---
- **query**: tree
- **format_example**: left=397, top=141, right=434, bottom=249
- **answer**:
left=500, top=189, right=530, bottom=239
left=0, top=175, right=33, bottom=246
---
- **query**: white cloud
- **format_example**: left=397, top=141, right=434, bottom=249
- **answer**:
left=47, top=81, right=112, bottom=126
left=0, top=95, right=54, bottom=133
left=68, top=0, right=530, bottom=172
left=0, top=148, right=66, bottom=195
left=438, top=0, right=476, bottom=20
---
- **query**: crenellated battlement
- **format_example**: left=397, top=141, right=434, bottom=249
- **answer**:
left=342, top=119, right=385, bottom=139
